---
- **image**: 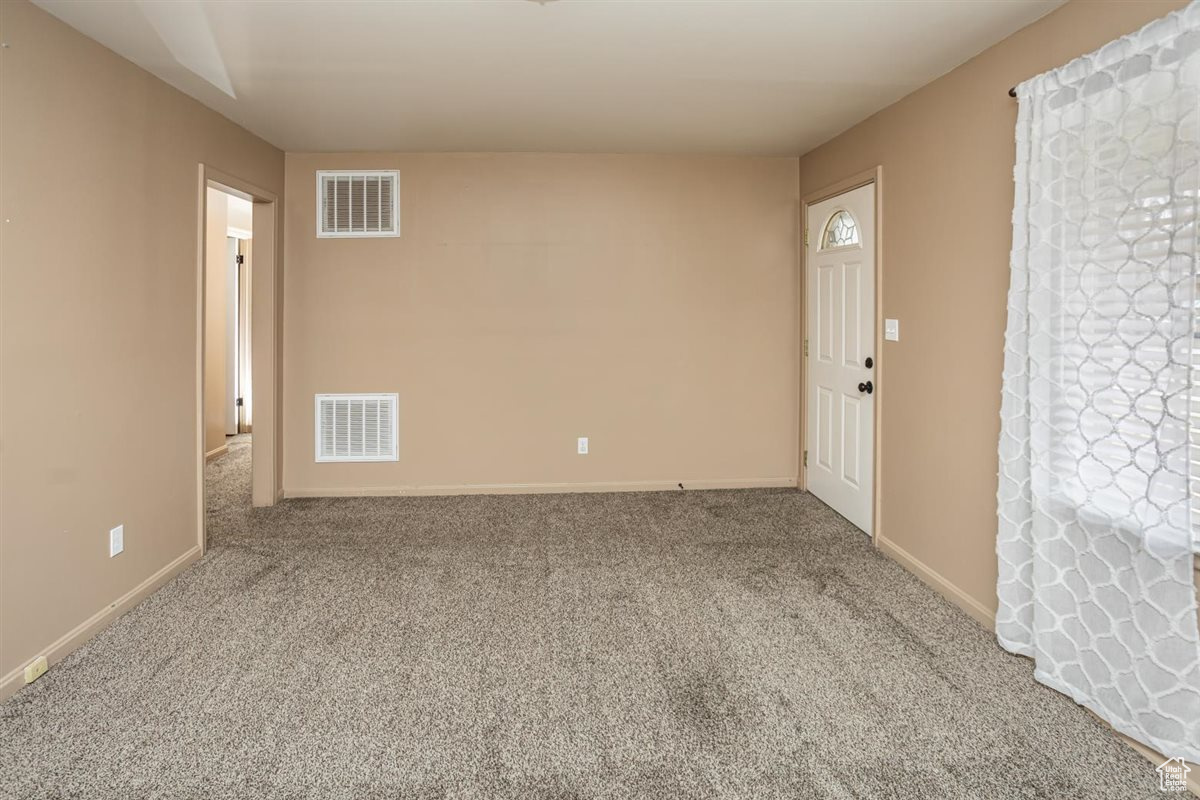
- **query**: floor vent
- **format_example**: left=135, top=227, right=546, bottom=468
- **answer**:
left=315, top=393, right=398, bottom=462
left=317, top=171, right=399, bottom=237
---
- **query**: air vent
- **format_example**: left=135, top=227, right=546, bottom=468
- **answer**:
left=317, top=171, right=399, bottom=237
left=315, top=393, right=399, bottom=462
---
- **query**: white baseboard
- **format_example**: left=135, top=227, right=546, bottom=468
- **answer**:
left=204, top=444, right=228, bottom=462
left=875, top=534, right=996, bottom=629
left=0, top=545, right=202, bottom=702
left=284, top=476, right=798, bottom=499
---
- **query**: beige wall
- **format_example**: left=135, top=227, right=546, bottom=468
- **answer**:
left=0, top=0, right=284, bottom=689
left=204, top=188, right=229, bottom=456
left=796, top=0, right=1189, bottom=623
left=284, top=153, right=798, bottom=495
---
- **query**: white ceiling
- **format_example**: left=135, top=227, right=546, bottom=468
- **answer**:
left=33, top=0, right=1064, bottom=155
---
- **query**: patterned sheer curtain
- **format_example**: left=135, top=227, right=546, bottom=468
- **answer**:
left=997, top=3, right=1200, bottom=762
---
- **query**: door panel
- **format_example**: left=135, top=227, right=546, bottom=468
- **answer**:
left=805, top=183, right=875, bottom=535
left=841, top=392, right=861, bottom=486
left=817, top=386, right=833, bottom=470
left=843, top=261, right=862, bottom=367
left=817, top=265, right=834, bottom=362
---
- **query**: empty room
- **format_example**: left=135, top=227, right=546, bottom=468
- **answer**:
left=1, top=0, right=1197, bottom=797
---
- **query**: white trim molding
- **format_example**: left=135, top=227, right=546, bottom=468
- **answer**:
left=285, top=476, right=798, bottom=498
left=0, top=545, right=202, bottom=702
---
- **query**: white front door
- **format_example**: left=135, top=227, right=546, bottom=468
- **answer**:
left=806, top=183, right=875, bottom=535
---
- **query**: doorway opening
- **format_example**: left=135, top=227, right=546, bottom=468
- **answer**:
left=205, top=188, right=253, bottom=463
left=801, top=171, right=881, bottom=539
left=197, top=166, right=279, bottom=553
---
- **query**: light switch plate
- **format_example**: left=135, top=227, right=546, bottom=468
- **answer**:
left=109, top=525, right=124, bottom=557
left=884, top=318, right=900, bottom=342
left=577, top=437, right=589, bottom=455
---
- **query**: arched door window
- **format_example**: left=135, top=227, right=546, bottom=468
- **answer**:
left=821, top=210, right=860, bottom=248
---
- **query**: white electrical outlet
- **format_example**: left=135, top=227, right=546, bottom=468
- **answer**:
left=577, top=437, right=589, bottom=455
left=109, top=525, right=124, bottom=557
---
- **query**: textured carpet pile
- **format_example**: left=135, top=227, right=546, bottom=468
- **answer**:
left=0, top=435, right=1163, bottom=798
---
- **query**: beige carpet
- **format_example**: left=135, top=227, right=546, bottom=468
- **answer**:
left=0, top=435, right=1164, bottom=798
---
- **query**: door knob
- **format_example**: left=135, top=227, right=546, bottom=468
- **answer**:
left=858, top=381, right=874, bottom=394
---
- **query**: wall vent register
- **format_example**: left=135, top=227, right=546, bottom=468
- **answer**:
left=315, top=393, right=398, bottom=462
left=317, top=171, right=399, bottom=237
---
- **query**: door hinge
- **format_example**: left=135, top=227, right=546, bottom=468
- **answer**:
left=235, top=397, right=244, bottom=407
left=236, top=254, right=245, bottom=265
left=804, top=338, right=808, bottom=357
left=803, top=449, right=808, bottom=467
left=804, top=228, right=809, bottom=247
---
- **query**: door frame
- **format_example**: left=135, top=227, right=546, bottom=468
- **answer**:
left=195, top=165, right=281, bottom=555
left=800, top=166, right=884, bottom=544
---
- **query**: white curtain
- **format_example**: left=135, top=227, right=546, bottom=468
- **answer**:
left=998, top=2, right=1200, bottom=762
